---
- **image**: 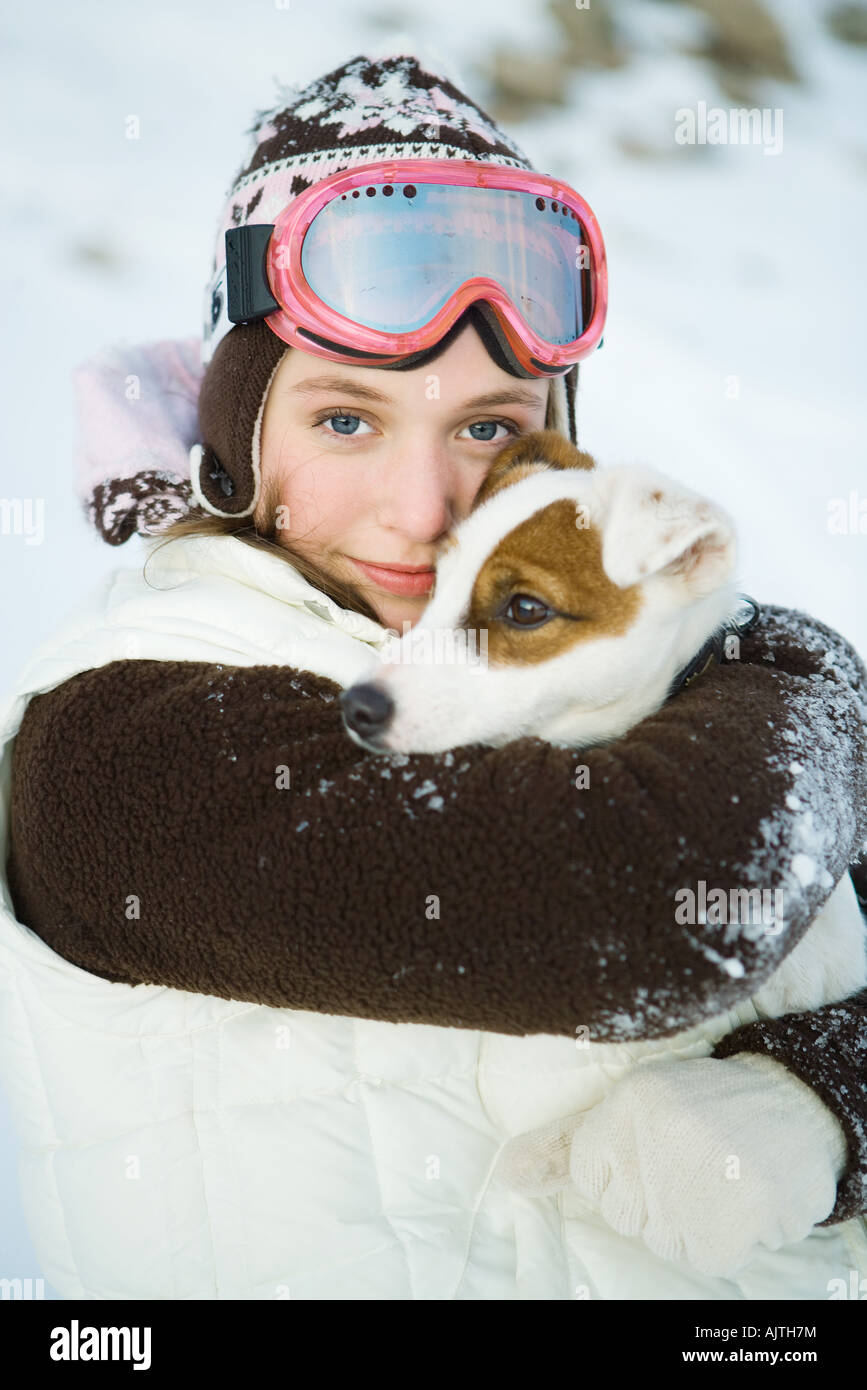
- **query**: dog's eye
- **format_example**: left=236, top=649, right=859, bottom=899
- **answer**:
left=501, top=594, right=554, bottom=628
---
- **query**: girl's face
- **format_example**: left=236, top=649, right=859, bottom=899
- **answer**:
left=257, top=321, right=550, bottom=633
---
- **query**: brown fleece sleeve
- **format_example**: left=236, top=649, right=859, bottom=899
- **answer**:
left=6, top=602, right=866, bottom=1046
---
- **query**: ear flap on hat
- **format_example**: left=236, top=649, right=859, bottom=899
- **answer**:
left=189, top=443, right=254, bottom=518
left=193, top=320, right=287, bottom=520
left=547, top=367, right=577, bottom=445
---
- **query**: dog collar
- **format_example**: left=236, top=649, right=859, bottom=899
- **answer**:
left=667, top=595, right=760, bottom=699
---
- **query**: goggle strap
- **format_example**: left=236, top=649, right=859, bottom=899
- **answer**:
left=225, top=225, right=279, bottom=325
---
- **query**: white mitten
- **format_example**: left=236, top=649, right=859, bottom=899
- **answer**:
left=494, top=1053, right=848, bottom=1278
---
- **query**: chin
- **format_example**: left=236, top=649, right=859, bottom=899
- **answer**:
left=375, top=596, right=428, bottom=635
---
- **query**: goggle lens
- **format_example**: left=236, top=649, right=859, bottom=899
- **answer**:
left=301, top=181, right=589, bottom=346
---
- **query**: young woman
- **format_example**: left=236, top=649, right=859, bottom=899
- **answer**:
left=1, top=50, right=865, bottom=1300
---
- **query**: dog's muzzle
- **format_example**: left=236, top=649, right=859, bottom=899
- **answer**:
left=340, top=682, right=395, bottom=746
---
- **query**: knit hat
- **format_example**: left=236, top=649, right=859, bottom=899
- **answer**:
left=190, top=46, right=581, bottom=520
left=77, top=44, right=581, bottom=544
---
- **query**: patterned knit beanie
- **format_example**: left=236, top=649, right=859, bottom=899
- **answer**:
left=190, top=46, right=581, bottom=520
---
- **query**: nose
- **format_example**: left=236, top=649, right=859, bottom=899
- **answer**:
left=340, top=682, right=394, bottom=740
left=375, top=443, right=456, bottom=539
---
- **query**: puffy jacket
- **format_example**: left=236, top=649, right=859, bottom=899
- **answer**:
left=1, top=530, right=866, bottom=1299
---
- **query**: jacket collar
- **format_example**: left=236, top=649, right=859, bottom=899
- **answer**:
left=143, top=532, right=393, bottom=652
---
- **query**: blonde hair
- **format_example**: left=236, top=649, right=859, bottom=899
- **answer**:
left=146, top=379, right=559, bottom=622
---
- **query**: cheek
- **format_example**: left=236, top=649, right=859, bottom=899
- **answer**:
left=453, top=464, right=494, bottom=523
left=267, top=452, right=366, bottom=544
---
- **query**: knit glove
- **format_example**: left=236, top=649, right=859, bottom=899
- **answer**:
left=493, top=1053, right=848, bottom=1278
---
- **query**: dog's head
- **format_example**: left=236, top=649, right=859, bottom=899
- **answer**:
left=341, top=430, right=737, bottom=753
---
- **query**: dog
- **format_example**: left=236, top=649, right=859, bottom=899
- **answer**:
left=341, top=430, right=739, bottom=754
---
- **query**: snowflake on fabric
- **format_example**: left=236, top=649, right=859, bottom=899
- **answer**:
left=88, top=472, right=195, bottom=546
left=295, top=67, right=473, bottom=144
left=242, top=82, right=306, bottom=152
left=244, top=55, right=527, bottom=158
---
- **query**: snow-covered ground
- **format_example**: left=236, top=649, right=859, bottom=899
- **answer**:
left=0, top=0, right=864, bottom=1296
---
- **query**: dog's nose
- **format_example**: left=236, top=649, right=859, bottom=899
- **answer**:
left=340, top=682, right=394, bottom=739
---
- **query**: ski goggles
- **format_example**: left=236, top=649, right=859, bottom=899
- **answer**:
left=202, top=158, right=607, bottom=378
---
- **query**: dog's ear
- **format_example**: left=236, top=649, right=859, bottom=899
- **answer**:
left=472, top=429, right=595, bottom=512
left=596, top=467, right=736, bottom=596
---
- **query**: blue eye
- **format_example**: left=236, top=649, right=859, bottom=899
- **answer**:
left=462, top=419, right=515, bottom=442
left=318, top=412, right=374, bottom=437
left=314, top=413, right=516, bottom=442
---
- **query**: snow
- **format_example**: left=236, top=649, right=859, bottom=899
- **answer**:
left=709, top=950, right=746, bottom=981
left=791, top=853, right=817, bottom=888
left=731, top=608, right=864, bottom=927
left=1, top=0, right=865, bottom=1292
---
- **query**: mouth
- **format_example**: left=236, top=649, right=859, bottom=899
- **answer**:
left=343, top=722, right=391, bottom=754
left=346, top=556, right=436, bottom=598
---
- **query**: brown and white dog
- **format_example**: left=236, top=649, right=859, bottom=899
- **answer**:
left=341, top=430, right=738, bottom=753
